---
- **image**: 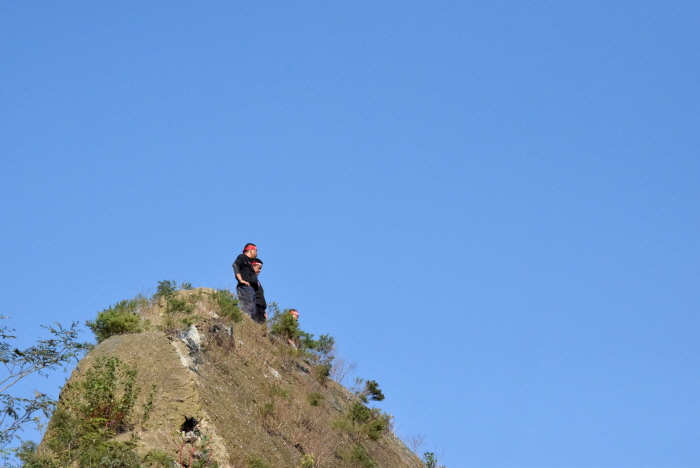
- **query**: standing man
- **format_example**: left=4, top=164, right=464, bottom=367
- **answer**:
left=251, top=258, right=267, bottom=324
left=232, top=243, right=258, bottom=319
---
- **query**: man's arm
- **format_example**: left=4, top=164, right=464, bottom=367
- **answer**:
left=232, top=260, right=250, bottom=286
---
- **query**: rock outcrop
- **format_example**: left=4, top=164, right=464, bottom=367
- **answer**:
left=39, top=288, right=422, bottom=468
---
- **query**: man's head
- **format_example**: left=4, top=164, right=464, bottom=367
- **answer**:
left=252, top=258, right=263, bottom=275
left=243, top=243, right=257, bottom=258
left=290, top=309, right=299, bottom=320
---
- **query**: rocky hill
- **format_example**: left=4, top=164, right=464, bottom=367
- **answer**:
left=25, top=287, right=423, bottom=468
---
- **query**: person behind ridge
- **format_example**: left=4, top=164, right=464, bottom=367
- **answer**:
left=251, top=257, right=267, bottom=324
left=287, top=309, right=299, bottom=346
left=232, top=243, right=258, bottom=319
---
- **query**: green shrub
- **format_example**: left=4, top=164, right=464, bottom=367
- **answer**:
left=246, top=455, right=271, bottom=468
left=86, top=297, right=146, bottom=343
left=331, top=417, right=353, bottom=434
left=300, top=333, right=336, bottom=369
left=307, top=333, right=335, bottom=358
left=363, top=380, right=385, bottom=402
left=348, top=402, right=371, bottom=424
left=187, top=291, right=204, bottom=305
left=354, top=378, right=385, bottom=403
left=307, top=392, right=324, bottom=407
left=339, top=402, right=389, bottom=441
left=160, top=294, right=198, bottom=330
left=142, top=449, right=176, bottom=467
left=181, top=315, right=196, bottom=328
left=142, top=384, right=157, bottom=425
left=269, top=384, right=290, bottom=399
left=71, top=356, right=141, bottom=433
left=364, top=418, right=388, bottom=441
left=213, top=289, right=243, bottom=322
left=297, top=454, right=315, bottom=468
left=423, top=452, right=447, bottom=468
left=166, top=297, right=195, bottom=315
left=314, top=362, right=332, bottom=384
left=259, top=401, right=274, bottom=420
left=350, top=444, right=376, bottom=468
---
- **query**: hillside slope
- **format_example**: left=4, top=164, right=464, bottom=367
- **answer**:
left=31, top=288, right=423, bottom=468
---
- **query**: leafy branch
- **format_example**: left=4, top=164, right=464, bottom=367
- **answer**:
left=0, top=317, right=89, bottom=458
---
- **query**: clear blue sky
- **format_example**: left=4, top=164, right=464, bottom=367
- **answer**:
left=2, top=2, right=699, bottom=467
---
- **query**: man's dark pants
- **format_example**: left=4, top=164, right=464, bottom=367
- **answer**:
left=252, top=305, right=266, bottom=324
left=236, top=285, right=256, bottom=319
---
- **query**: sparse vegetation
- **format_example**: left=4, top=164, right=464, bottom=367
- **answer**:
left=142, top=449, right=177, bottom=467
left=297, top=454, right=315, bottom=468
left=350, top=443, right=377, bottom=468
left=165, top=296, right=196, bottom=329
left=85, top=282, right=246, bottom=344
left=334, top=401, right=391, bottom=442
left=246, top=455, right=271, bottom=468
left=269, top=384, right=290, bottom=399
left=313, top=362, right=332, bottom=384
left=307, top=392, right=324, bottom=407
left=166, top=297, right=195, bottom=315
left=141, top=383, right=157, bottom=425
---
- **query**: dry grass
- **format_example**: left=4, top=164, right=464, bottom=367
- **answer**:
left=195, top=314, right=423, bottom=468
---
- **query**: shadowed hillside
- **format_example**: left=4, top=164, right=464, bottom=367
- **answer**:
left=22, top=286, right=425, bottom=468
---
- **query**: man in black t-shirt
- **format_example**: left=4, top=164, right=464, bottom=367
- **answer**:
left=251, top=258, right=266, bottom=324
left=232, top=243, right=258, bottom=319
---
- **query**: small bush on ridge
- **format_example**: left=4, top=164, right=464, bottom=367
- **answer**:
left=153, top=279, right=177, bottom=300
left=86, top=297, right=147, bottom=343
left=213, top=289, right=243, bottom=322
left=166, top=297, right=195, bottom=315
